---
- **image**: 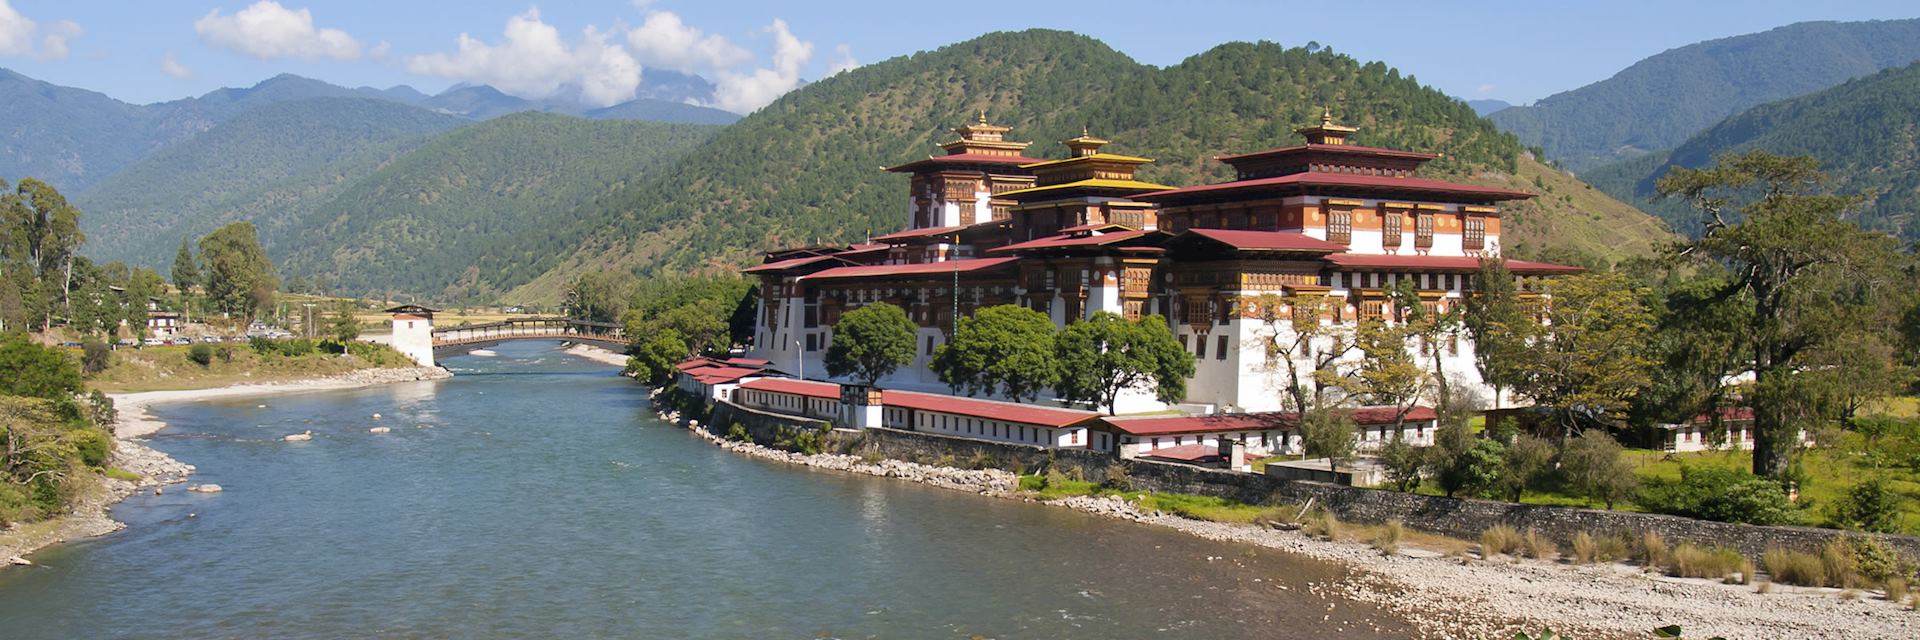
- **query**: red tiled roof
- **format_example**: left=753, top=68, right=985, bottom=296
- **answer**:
left=872, top=225, right=966, bottom=242
left=723, top=357, right=772, bottom=368
left=884, top=390, right=1098, bottom=429
left=741, top=254, right=849, bottom=274
left=801, top=257, right=1021, bottom=282
left=738, top=378, right=841, bottom=400
left=1179, top=228, right=1348, bottom=252
left=1136, top=172, right=1533, bottom=202
left=675, top=357, right=720, bottom=371
left=1141, top=443, right=1227, bottom=463
left=988, top=229, right=1156, bottom=254
left=1218, top=143, right=1440, bottom=163
left=1059, top=222, right=1133, bottom=233
left=692, top=367, right=761, bottom=384
left=1326, top=253, right=1584, bottom=275
left=1686, top=407, right=1755, bottom=424
left=885, top=153, right=1046, bottom=172
left=1102, top=406, right=1437, bottom=436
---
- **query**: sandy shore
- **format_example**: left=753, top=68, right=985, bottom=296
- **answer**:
left=562, top=343, right=628, bottom=367
left=1, top=366, right=451, bottom=567
left=657, top=399, right=1917, bottom=640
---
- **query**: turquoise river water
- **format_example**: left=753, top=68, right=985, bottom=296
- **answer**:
left=0, top=341, right=1415, bottom=638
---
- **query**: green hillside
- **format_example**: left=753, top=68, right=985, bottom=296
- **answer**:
left=506, top=30, right=1671, bottom=303
left=1586, top=61, right=1920, bottom=239
left=1491, top=19, right=1920, bottom=171
left=277, top=113, right=719, bottom=301
left=76, top=97, right=467, bottom=268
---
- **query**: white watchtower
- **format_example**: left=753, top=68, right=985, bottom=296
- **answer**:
left=386, top=304, right=438, bottom=368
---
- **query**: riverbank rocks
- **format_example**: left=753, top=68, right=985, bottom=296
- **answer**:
left=187, top=484, right=222, bottom=494
left=368, top=426, right=391, bottom=434
left=283, top=431, right=313, bottom=442
left=671, top=410, right=1015, bottom=495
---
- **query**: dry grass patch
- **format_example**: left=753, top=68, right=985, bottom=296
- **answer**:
left=1765, top=546, right=1829, bottom=587
left=1521, top=528, right=1557, bottom=560
left=1480, top=525, right=1522, bottom=558
left=1371, top=519, right=1405, bottom=556
left=1666, top=544, right=1744, bottom=581
left=1637, top=531, right=1670, bottom=569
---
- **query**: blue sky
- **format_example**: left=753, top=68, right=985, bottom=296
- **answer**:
left=2, top=0, right=1916, bottom=113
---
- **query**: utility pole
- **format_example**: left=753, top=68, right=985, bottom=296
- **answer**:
left=303, top=303, right=316, bottom=338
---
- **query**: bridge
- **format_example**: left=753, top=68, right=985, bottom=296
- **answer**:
left=385, top=305, right=626, bottom=367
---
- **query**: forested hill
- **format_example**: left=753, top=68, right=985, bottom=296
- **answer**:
left=1490, top=19, right=1920, bottom=172
left=76, top=98, right=468, bottom=269
left=1584, top=61, right=1920, bottom=239
left=276, top=113, right=719, bottom=301
left=504, top=30, right=1672, bottom=303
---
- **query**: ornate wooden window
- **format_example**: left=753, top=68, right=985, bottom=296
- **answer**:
left=1464, top=217, right=1486, bottom=251
left=1184, top=298, right=1210, bottom=327
left=1327, top=209, right=1353, bottom=245
left=1382, top=212, right=1403, bottom=248
left=1415, top=213, right=1434, bottom=248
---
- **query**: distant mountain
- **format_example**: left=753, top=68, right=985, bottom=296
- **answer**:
left=275, top=113, right=718, bottom=300
left=76, top=98, right=467, bottom=268
left=1586, top=60, right=1920, bottom=239
left=1491, top=19, right=1920, bottom=171
left=1467, top=99, right=1512, bottom=116
left=502, top=29, right=1673, bottom=303
left=0, top=68, right=733, bottom=194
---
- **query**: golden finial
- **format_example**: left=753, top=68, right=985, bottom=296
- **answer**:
left=977, top=109, right=988, bottom=125
left=1321, top=105, right=1334, bottom=126
left=1082, top=124, right=1090, bottom=137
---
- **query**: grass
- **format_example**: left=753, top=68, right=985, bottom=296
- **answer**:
left=1666, top=544, right=1744, bottom=580
left=87, top=343, right=415, bottom=393
left=1765, top=546, right=1829, bottom=587
left=103, top=467, right=142, bottom=482
left=1480, top=525, right=1522, bottom=558
left=1014, top=473, right=1292, bottom=525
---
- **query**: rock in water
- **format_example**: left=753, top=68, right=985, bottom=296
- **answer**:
left=283, top=431, right=313, bottom=442
left=369, top=426, right=391, bottom=434
left=188, top=484, right=223, bottom=493
left=371, top=413, right=382, bottom=419
left=6, top=556, right=30, bottom=566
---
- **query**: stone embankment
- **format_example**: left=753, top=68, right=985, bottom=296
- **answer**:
left=659, top=394, right=1918, bottom=640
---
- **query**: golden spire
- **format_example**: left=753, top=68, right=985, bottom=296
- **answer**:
left=977, top=109, right=988, bottom=125
left=1297, top=106, right=1357, bottom=145
left=1320, top=105, right=1334, bottom=126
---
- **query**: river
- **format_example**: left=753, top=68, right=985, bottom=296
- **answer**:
left=0, top=341, right=1414, bottom=638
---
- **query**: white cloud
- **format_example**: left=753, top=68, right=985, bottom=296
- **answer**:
left=406, top=9, right=642, bottom=107
left=1475, top=83, right=1496, bottom=96
left=194, top=1, right=361, bottom=61
left=0, top=1, right=80, bottom=60
left=707, top=19, right=813, bottom=114
left=625, top=10, right=750, bottom=73
left=160, top=52, right=193, bottom=79
left=368, top=40, right=391, bottom=61
left=826, top=43, right=857, bottom=76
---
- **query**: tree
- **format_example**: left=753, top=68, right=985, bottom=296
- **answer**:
left=563, top=270, right=636, bottom=323
left=171, top=238, right=200, bottom=293
left=1242, top=293, right=1354, bottom=413
left=1377, top=437, right=1427, bottom=492
left=1659, top=150, right=1913, bottom=479
left=1299, top=406, right=1357, bottom=474
left=1390, top=277, right=1465, bottom=414
left=1828, top=477, right=1902, bottom=533
left=1496, top=434, right=1554, bottom=502
left=824, top=302, right=918, bottom=386
left=80, top=340, right=111, bottom=374
left=1054, top=312, right=1195, bottom=415
left=0, top=335, right=82, bottom=400
left=626, top=328, right=690, bottom=386
left=1, top=178, right=84, bottom=328
left=1348, top=315, right=1431, bottom=429
left=198, top=222, right=277, bottom=323
left=1509, top=271, right=1656, bottom=437
left=931, top=304, right=1058, bottom=402
left=1558, top=430, right=1639, bottom=509
left=1464, top=258, right=1532, bottom=408
left=326, top=303, right=361, bottom=342
left=1438, top=437, right=1505, bottom=498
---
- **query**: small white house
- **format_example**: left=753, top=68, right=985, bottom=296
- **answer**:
left=1095, top=406, right=1438, bottom=460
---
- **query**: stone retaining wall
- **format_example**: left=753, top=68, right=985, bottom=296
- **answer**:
left=704, top=399, right=1920, bottom=560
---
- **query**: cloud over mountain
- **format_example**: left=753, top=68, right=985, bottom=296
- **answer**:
left=405, top=9, right=642, bottom=108
left=0, top=0, right=80, bottom=61
left=193, top=1, right=360, bottom=61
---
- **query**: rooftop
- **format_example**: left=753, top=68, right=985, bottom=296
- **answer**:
left=1102, top=406, right=1438, bottom=436
left=801, top=257, right=1021, bottom=282
left=884, top=152, right=1045, bottom=173
left=996, top=177, right=1174, bottom=199
left=988, top=229, right=1159, bottom=254
left=1135, top=172, right=1534, bottom=203
left=1325, top=253, right=1584, bottom=275
left=736, top=379, right=1098, bottom=428
left=1174, top=228, right=1348, bottom=253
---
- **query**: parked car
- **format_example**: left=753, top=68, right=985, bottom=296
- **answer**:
left=170, top=337, right=192, bottom=346
left=60, top=341, right=82, bottom=348
left=142, top=338, right=166, bottom=347
left=117, top=338, right=137, bottom=347
left=200, top=336, right=223, bottom=344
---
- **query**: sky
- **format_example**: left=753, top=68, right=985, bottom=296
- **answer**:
left=1, top=0, right=1916, bottom=114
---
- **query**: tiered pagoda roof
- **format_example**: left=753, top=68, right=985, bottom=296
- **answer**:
left=885, top=112, right=1042, bottom=173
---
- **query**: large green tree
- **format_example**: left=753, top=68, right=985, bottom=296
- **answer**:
left=1510, top=271, right=1656, bottom=437
left=171, top=238, right=200, bottom=293
left=198, top=222, right=277, bottom=323
left=1, top=178, right=85, bottom=327
left=0, top=334, right=82, bottom=400
left=1658, top=150, right=1914, bottom=478
left=563, top=270, right=636, bottom=324
left=1298, top=406, right=1358, bottom=474
left=931, top=304, right=1059, bottom=402
left=1463, top=258, right=1531, bottom=409
left=824, top=302, right=918, bottom=386
left=1054, top=312, right=1194, bottom=415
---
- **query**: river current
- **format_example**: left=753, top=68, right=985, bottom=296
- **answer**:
left=0, top=341, right=1413, bottom=638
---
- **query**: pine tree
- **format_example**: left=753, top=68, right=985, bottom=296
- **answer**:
left=171, top=238, right=200, bottom=293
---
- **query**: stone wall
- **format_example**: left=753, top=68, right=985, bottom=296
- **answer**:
left=704, top=400, right=1920, bottom=561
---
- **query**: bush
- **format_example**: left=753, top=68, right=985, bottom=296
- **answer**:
left=81, top=340, right=112, bottom=374
left=1018, top=474, right=1047, bottom=492
left=1596, top=535, right=1631, bottom=563
left=1640, top=466, right=1797, bottom=525
left=1638, top=531, right=1670, bottom=568
left=1101, top=464, right=1133, bottom=491
left=187, top=343, right=215, bottom=366
left=1828, top=479, right=1903, bottom=533
left=1481, top=524, right=1522, bottom=558
left=1374, top=519, right=1405, bottom=556
left=1666, top=544, right=1743, bottom=580
left=1302, top=509, right=1338, bottom=539
left=1765, top=547, right=1829, bottom=587
left=725, top=423, right=751, bottom=442
left=215, top=343, right=235, bottom=363
left=1571, top=532, right=1597, bottom=565
left=1888, top=576, right=1909, bottom=602
left=1822, top=538, right=1862, bottom=589
left=1848, top=537, right=1910, bottom=584
left=283, top=339, right=316, bottom=357
left=249, top=336, right=278, bottom=355
left=70, top=429, right=112, bottom=468
left=1521, top=528, right=1557, bottom=559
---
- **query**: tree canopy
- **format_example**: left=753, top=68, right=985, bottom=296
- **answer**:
left=1054, top=312, right=1194, bottom=415
left=198, top=222, right=277, bottom=323
left=931, top=304, right=1059, bottom=402
left=824, top=302, right=918, bottom=387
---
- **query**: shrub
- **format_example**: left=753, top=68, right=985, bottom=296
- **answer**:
left=1521, top=528, right=1557, bottom=559
left=1302, top=510, right=1338, bottom=539
left=1737, top=557, right=1756, bottom=585
left=215, top=343, right=235, bottom=363
left=1571, top=532, right=1597, bottom=565
left=966, top=451, right=995, bottom=470
left=69, top=429, right=112, bottom=468
left=1596, top=535, right=1631, bottom=563
left=1043, top=466, right=1070, bottom=490
left=1481, top=524, right=1521, bottom=558
left=1887, top=576, right=1909, bottom=602
left=1848, top=537, right=1910, bottom=584
left=1018, top=474, right=1047, bottom=492
left=249, top=336, right=278, bottom=355
left=283, top=339, right=316, bottom=357
left=1100, top=464, right=1133, bottom=491
left=187, top=343, right=214, bottom=366
left=1828, top=479, right=1903, bottom=533
left=1822, top=538, right=1862, bottom=589
left=1666, top=544, right=1743, bottom=580
left=1638, top=531, right=1670, bottom=568
left=725, top=423, right=750, bottom=442
left=1374, top=519, right=1405, bottom=556
left=1765, top=546, right=1828, bottom=587
left=1640, top=466, right=1796, bottom=525
left=81, top=340, right=112, bottom=374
